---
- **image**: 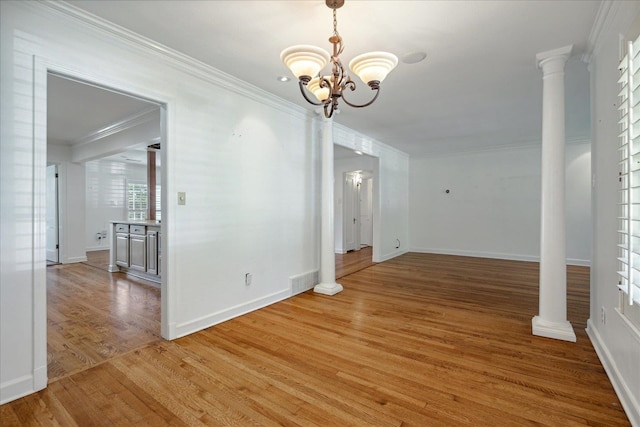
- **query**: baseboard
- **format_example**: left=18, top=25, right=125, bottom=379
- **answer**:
left=410, top=247, right=590, bottom=266
left=173, top=289, right=290, bottom=339
left=586, top=320, right=640, bottom=426
left=0, top=370, right=47, bottom=405
left=377, top=248, right=409, bottom=263
left=86, top=246, right=109, bottom=252
left=62, top=255, right=88, bottom=264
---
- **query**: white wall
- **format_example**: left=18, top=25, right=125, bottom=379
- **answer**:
left=409, top=142, right=592, bottom=265
left=85, top=160, right=148, bottom=251
left=588, top=2, right=640, bottom=425
left=57, top=162, right=87, bottom=264
left=0, top=1, right=409, bottom=404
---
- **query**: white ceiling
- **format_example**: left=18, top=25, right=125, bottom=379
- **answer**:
left=56, top=0, right=600, bottom=156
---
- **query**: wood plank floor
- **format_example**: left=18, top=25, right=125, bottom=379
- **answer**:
left=336, top=246, right=375, bottom=279
left=1, top=253, right=630, bottom=426
left=46, top=260, right=161, bottom=382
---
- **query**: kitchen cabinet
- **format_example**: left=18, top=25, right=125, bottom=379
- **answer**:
left=109, top=221, right=161, bottom=284
left=115, top=223, right=129, bottom=267
left=147, top=227, right=159, bottom=275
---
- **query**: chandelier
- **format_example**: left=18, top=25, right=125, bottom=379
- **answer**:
left=280, top=0, right=398, bottom=118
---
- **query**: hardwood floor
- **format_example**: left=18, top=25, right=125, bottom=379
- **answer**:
left=83, top=249, right=110, bottom=271
left=1, top=253, right=630, bottom=426
left=46, top=261, right=161, bottom=382
left=336, top=246, right=375, bottom=279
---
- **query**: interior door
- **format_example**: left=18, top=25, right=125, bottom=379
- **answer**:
left=344, top=172, right=360, bottom=252
left=46, top=164, right=59, bottom=263
left=360, top=177, right=373, bottom=246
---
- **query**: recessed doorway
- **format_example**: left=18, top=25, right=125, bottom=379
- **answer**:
left=45, top=72, right=165, bottom=381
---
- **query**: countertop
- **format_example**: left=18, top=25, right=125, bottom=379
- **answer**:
left=110, top=220, right=161, bottom=226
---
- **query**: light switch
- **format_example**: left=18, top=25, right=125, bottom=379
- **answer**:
left=178, top=192, right=186, bottom=205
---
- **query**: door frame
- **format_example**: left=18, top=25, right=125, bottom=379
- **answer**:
left=46, top=164, right=59, bottom=263
left=33, top=57, right=172, bottom=392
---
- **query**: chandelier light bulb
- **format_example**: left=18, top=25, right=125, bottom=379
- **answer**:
left=307, top=76, right=332, bottom=102
left=349, top=52, right=398, bottom=86
left=280, top=45, right=330, bottom=80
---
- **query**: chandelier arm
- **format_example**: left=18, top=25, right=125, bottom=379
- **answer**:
left=341, top=86, right=381, bottom=108
left=298, top=79, right=326, bottom=106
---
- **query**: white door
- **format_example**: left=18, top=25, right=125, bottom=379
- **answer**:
left=46, top=164, right=59, bottom=263
left=360, top=177, right=373, bottom=246
left=344, top=172, right=360, bottom=252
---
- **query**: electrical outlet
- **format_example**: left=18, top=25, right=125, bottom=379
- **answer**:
left=601, top=306, right=606, bottom=325
left=245, top=273, right=252, bottom=286
left=101, top=230, right=107, bottom=238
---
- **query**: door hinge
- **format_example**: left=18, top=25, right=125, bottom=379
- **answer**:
left=55, top=173, right=59, bottom=178
left=56, top=244, right=59, bottom=249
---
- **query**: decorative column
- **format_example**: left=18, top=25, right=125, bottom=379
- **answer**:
left=314, top=115, right=343, bottom=296
left=532, top=45, right=576, bottom=342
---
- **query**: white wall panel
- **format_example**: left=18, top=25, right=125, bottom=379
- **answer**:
left=84, top=160, right=146, bottom=251
left=588, top=2, right=640, bottom=425
left=409, top=142, right=592, bottom=264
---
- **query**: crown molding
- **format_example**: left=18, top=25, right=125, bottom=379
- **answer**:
left=409, top=136, right=591, bottom=159
left=38, top=1, right=309, bottom=122
left=332, top=121, right=410, bottom=160
left=72, top=106, right=159, bottom=147
left=582, top=1, right=614, bottom=63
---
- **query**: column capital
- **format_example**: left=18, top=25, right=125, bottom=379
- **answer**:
left=536, top=45, right=573, bottom=71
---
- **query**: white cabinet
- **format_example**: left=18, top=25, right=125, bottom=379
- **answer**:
left=115, top=224, right=130, bottom=267
left=129, top=233, right=146, bottom=271
left=110, top=222, right=160, bottom=283
left=146, top=227, right=159, bottom=275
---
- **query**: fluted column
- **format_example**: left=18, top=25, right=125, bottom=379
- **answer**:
left=532, top=45, right=576, bottom=342
left=314, top=115, right=343, bottom=296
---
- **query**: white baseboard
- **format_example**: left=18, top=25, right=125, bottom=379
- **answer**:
left=173, top=289, right=290, bottom=339
left=62, top=255, right=88, bottom=264
left=377, top=248, right=408, bottom=263
left=1, top=373, right=41, bottom=405
left=86, top=246, right=109, bottom=252
left=409, top=247, right=590, bottom=266
left=586, top=320, right=640, bottom=426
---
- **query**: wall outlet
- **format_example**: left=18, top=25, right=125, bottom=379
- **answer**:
left=601, top=306, right=606, bottom=325
left=245, top=273, right=252, bottom=286
left=101, top=230, right=107, bottom=238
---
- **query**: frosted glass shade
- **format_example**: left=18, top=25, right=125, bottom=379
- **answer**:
left=349, top=51, right=398, bottom=84
left=307, top=76, right=332, bottom=102
left=280, top=45, right=330, bottom=79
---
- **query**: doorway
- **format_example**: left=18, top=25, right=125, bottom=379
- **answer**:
left=334, top=145, right=378, bottom=277
left=45, top=71, right=165, bottom=381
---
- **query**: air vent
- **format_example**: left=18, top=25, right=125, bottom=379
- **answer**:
left=289, top=270, right=319, bottom=296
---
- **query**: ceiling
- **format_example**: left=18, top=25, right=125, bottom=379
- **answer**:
left=56, top=0, right=600, bottom=157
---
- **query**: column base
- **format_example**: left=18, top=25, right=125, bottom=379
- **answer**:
left=314, top=282, right=343, bottom=296
left=532, top=316, right=576, bottom=342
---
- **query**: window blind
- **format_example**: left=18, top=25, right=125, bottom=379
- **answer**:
left=618, top=35, right=640, bottom=306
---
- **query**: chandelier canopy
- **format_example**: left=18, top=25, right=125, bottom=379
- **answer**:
left=280, top=0, right=398, bottom=118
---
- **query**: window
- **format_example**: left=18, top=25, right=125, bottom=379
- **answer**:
left=617, top=34, right=640, bottom=329
left=127, top=183, right=161, bottom=221
left=127, top=182, right=148, bottom=220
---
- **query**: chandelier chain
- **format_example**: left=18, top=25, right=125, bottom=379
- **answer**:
left=333, top=8, right=339, bottom=37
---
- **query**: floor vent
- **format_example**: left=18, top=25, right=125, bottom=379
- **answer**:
left=289, top=270, right=319, bottom=295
